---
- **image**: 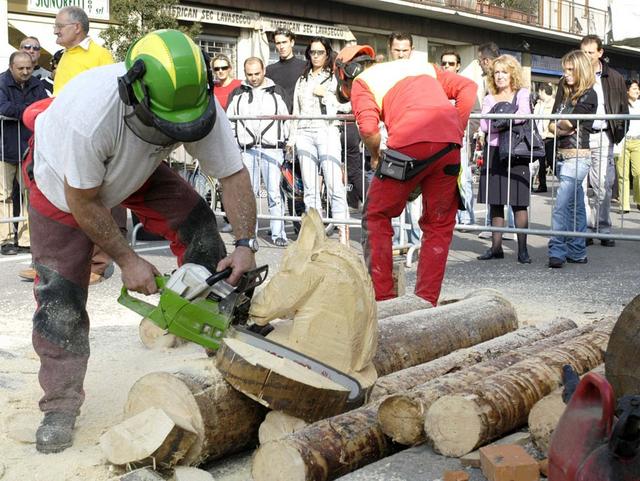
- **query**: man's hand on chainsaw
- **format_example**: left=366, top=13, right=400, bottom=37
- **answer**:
left=121, top=255, right=161, bottom=295
left=217, top=247, right=256, bottom=286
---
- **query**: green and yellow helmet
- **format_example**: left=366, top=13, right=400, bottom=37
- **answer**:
left=119, top=29, right=216, bottom=142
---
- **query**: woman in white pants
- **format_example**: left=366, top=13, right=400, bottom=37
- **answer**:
left=288, top=36, right=349, bottom=243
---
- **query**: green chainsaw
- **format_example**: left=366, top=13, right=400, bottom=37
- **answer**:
left=118, top=263, right=365, bottom=405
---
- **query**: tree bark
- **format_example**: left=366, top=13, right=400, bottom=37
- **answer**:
left=376, top=321, right=599, bottom=446
left=424, top=329, right=611, bottom=457
left=606, top=294, right=640, bottom=398
left=252, top=405, right=397, bottom=481
left=124, top=360, right=267, bottom=466
left=373, top=290, right=518, bottom=376
left=371, top=317, right=576, bottom=400
left=376, top=294, right=432, bottom=319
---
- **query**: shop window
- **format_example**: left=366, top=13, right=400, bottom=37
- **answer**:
left=198, top=36, right=238, bottom=75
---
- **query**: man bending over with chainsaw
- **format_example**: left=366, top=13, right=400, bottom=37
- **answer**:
left=23, top=29, right=257, bottom=454
left=334, top=45, right=476, bottom=305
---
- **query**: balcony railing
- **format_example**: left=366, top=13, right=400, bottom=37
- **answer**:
left=405, top=0, right=608, bottom=38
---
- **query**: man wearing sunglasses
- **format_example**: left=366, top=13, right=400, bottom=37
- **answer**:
left=23, top=29, right=256, bottom=454
left=20, top=36, right=50, bottom=80
left=440, top=50, right=461, bottom=73
left=336, top=44, right=477, bottom=305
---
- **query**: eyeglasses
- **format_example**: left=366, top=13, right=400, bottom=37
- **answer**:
left=21, top=44, right=41, bottom=51
left=309, top=50, right=326, bottom=56
left=213, top=66, right=230, bottom=72
left=53, top=22, right=78, bottom=30
left=441, top=61, right=457, bottom=67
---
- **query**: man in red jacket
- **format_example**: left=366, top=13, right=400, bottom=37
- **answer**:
left=335, top=45, right=477, bottom=305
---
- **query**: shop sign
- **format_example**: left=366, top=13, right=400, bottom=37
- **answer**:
left=28, top=0, right=110, bottom=20
left=170, top=5, right=353, bottom=41
left=169, top=5, right=257, bottom=28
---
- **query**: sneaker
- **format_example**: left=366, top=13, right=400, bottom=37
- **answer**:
left=478, top=231, right=492, bottom=239
left=36, top=412, right=76, bottom=454
left=19, top=267, right=36, bottom=281
left=600, top=239, right=616, bottom=247
left=273, top=237, right=288, bottom=247
left=567, top=257, right=588, bottom=264
left=503, top=233, right=515, bottom=241
left=219, top=223, right=233, bottom=234
left=1, top=242, right=18, bottom=255
left=548, top=257, right=565, bottom=268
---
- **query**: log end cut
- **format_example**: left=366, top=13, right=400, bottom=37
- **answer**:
left=216, top=337, right=351, bottom=422
left=139, top=317, right=185, bottom=349
left=259, top=410, right=308, bottom=445
left=252, top=440, right=312, bottom=481
left=424, top=395, right=482, bottom=457
left=377, top=394, right=426, bottom=445
left=528, top=390, right=565, bottom=454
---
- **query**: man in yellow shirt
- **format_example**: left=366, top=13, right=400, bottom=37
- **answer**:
left=52, top=6, right=113, bottom=95
left=19, top=6, right=118, bottom=283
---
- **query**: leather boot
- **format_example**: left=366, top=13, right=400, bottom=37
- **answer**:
left=36, top=412, right=76, bottom=454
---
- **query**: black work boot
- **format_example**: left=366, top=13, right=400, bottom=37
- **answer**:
left=36, top=412, right=76, bottom=454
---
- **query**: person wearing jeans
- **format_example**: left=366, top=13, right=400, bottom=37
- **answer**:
left=547, top=49, right=597, bottom=268
left=548, top=155, right=591, bottom=264
left=242, top=148, right=287, bottom=244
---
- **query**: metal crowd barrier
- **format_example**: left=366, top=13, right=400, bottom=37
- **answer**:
left=0, top=116, right=28, bottom=253
left=79, top=111, right=640, bottom=256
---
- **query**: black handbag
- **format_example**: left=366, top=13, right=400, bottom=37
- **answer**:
left=376, top=144, right=458, bottom=181
left=490, top=92, right=545, bottom=164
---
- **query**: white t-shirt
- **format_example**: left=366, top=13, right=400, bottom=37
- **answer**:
left=34, top=63, right=243, bottom=213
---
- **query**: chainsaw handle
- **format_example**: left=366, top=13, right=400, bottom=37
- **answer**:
left=117, top=276, right=167, bottom=319
left=205, top=267, right=233, bottom=286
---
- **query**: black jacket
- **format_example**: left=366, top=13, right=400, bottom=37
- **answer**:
left=0, top=70, right=47, bottom=163
left=552, top=61, right=629, bottom=144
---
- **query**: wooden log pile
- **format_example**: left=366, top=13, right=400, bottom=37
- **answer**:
left=249, top=318, right=585, bottom=481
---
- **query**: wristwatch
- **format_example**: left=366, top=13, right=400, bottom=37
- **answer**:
left=234, top=237, right=259, bottom=253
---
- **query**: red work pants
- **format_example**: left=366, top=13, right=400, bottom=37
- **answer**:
left=362, top=141, right=460, bottom=305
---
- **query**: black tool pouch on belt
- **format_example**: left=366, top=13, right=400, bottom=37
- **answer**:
left=375, top=144, right=458, bottom=181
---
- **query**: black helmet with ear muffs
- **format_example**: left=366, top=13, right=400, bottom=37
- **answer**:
left=334, top=44, right=375, bottom=102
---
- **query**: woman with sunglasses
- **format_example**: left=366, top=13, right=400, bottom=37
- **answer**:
left=212, top=54, right=241, bottom=110
left=288, top=36, right=350, bottom=244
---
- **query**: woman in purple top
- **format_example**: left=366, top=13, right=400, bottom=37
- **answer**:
left=477, top=54, right=532, bottom=264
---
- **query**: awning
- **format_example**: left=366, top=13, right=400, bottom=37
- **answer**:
left=8, top=13, right=110, bottom=59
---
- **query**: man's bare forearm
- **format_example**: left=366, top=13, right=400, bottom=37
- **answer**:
left=219, top=167, right=256, bottom=239
left=65, top=184, right=134, bottom=266
left=363, top=132, right=381, bottom=168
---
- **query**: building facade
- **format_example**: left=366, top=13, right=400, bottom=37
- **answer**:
left=3, top=0, right=640, bottom=86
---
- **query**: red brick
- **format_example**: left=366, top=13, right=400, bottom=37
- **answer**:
left=444, top=470, right=470, bottom=481
left=479, top=444, right=540, bottom=481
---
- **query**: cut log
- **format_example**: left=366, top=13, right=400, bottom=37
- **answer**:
left=528, top=364, right=605, bottom=454
left=424, top=329, right=610, bottom=457
left=376, top=294, right=432, bottom=319
left=252, top=405, right=398, bottom=481
left=259, top=411, right=308, bottom=445
left=100, top=407, right=197, bottom=468
left=606, top=294, right=640, bottom=398
left=124, top=360, right=267, bottom=466
left=371, top=317, right=577, bottom=400
left=373, top=290, right=518, bottom=376
left=215, top=337, right=374, bottom=422
left=377, top=321, right=600, bottom=445
left=139, top=317, right=185, bottom=350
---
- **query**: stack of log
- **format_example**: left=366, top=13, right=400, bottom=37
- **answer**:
left=102, top=291, right=616, bottom=481
left=101, top=290, right=517, bottom=469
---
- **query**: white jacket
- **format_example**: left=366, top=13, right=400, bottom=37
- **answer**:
left=226, top=77, right=289, bottom=148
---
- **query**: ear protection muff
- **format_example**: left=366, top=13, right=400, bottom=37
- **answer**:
left=118, top=59, right=147, bottom=107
